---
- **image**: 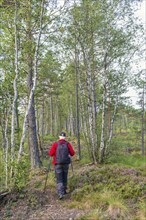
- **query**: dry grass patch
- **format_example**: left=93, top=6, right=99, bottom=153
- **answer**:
left=70, top=189, right=131, bottom=219
left=107, top=201, right=130, bottom=220
left=136, top=201, right=146, bottom=220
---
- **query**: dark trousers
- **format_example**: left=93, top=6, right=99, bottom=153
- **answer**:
left=55, top=164, right=69, bottom=195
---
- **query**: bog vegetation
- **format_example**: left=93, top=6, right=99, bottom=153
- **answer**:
left=0, top=0, right=145, bottom=219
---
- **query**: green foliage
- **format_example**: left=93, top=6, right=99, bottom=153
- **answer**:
left=13, top=159, right=30, bottom=191
left=108, top=154, right=146, bottom=170
left=43, top=134, right=56, bottom=142
left=69, top=189, right=131, bottom=220
left=67, top=163, right=145, bottom=219
left=34, top=180, right=43, bottom=189
left=69, top=164, right=145, bottom=203
left=78, top=148, right=92, bottom=165
left=44, top=172, right=56, bottom=189
left=0, top=151, right=5, bottom=190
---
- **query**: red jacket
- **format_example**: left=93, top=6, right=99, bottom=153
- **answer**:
left=48, top=139, right=75, bottom=164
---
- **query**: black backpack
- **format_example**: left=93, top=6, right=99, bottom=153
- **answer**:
left=56, top=142, right=70, bottom=164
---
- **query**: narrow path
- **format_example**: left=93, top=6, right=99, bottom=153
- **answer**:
left=1, top=147, right=88, bottom=219
left=0, top=185, right=87, bottom=220
left=25, top=189, right=86, bottom=220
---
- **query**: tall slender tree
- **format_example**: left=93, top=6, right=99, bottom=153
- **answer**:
left=18, top=0, right=45, bottom=168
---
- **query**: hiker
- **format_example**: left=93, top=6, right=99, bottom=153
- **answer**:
left=48, top=132, right=75, bottom=199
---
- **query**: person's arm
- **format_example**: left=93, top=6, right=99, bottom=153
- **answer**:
left=68, top=142, right=75, bottom=156
left=48, top=142, right=57, bottom=156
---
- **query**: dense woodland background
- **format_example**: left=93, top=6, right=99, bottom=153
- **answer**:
left=0, top=0, right=146, bottom=219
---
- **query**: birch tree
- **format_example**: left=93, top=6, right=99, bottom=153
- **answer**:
left=141, top=83, right=145, bottom=156
left=18, top=0, right=45, bottom=168
left=75, top=42, right=81, bottom=159
left=11, top=0, right=19, bottom=166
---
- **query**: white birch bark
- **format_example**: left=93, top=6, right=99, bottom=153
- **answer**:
left=78, top=65, right=88, bottom=140
left=100, top=82, right=107, bottom=163
left=100, top=50, right=108, bottom=163
left=54, top=105, right=57, bottom=135
left=50, top=95, right=53, bottom=135
left=41, top=100, right=45, bottom=137
left=80, top=86, right=89, bottom=151
left=18, top=0, right=45, bottom=162
left=4, top=108, right=11, bottom=188
left=75, top=45, right=81, bottom=159
left=88, top=67, right=96, bottom=162
left=141, top=83, right=145, bottom=156
left=105, top=95, right=118, bottom=153
left=11, top=0, right=19, bottom=161
left=81, top=46, right=97, bottom=163
left=69, top=94, right=74, bottom=136
left=91, top=70, right=98, bottom=159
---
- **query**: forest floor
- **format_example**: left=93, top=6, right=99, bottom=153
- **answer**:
left=0, top=161, right=90, bottom=220
left=0, top=154, right=146, bottom=220
left=0, top=188, right=87, bottom=220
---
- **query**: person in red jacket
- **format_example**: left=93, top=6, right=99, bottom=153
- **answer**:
left=48, top=132, right=75, bottom=199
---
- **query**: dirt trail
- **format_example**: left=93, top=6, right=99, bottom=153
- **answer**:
left=0, top=183, right=86, bottom=220
left=25, top=190, right=85, bottom=220
left=1, top=145, right=89, bottom=219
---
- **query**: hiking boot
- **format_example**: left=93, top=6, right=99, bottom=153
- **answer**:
left=58, top=194, right=63, bottom=200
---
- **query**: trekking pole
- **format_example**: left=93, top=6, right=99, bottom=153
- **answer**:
left=70, top=158, right=74, bottom=177
left=43, top=157, right=51, bottom=193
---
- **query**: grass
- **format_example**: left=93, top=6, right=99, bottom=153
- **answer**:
left=136, top=201, right=146, bottom=220
left=70, top=190, right=130, bottom=220
left=108, top=154, right=146, bottom=177
left=108, top=154, right=146, bottom=168
left=78, top=209, right=107, bottom=220
left=67, top=160, right=146, bottom=220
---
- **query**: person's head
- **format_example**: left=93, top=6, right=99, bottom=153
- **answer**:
left=59, top=131, right=66, bottom=140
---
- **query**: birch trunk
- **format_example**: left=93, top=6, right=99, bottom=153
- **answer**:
left=75, top=45, right=81, bottom=160
left=141, top=83, right=145, bottom=156
left=99, top=83, right=107, bottom=163
left=100, top=50, right=108, bottom=163
left=78, top=66, right=88, bottom=141
left=81, top=46, right=97, bottom=163
left=86, top=61, right=97, bottom=163
left=0, top=116, right=5, bottom=150
left=105, top=95, right=118, bottom=153
left=18, top=0, right=45, bottom=166
left=4, top=108, right=11, bottom=188
left=78, top=25, right=97, bottom=163
left=69, top=94, right=74, bottom=136
left=90, top=23, right=98, bottom=160
left=54, top=99, right=58, bottom=135
left=11, top=0, right=19, bottom=163
left=39, top=100, right=44, bottom=157
left=41, top=100, right=45, bottom=137
left=50, top=95, right=54, bottom=135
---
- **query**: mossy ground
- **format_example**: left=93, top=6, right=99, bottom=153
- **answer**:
left=1, top=135, right=145, bottom=220
left=1, top=159, right=145, bottom=220
left=67, top=157, right=146, bottom=220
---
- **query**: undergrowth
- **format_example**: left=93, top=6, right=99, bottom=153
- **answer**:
left=67, top=162, right=146, bottom=220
